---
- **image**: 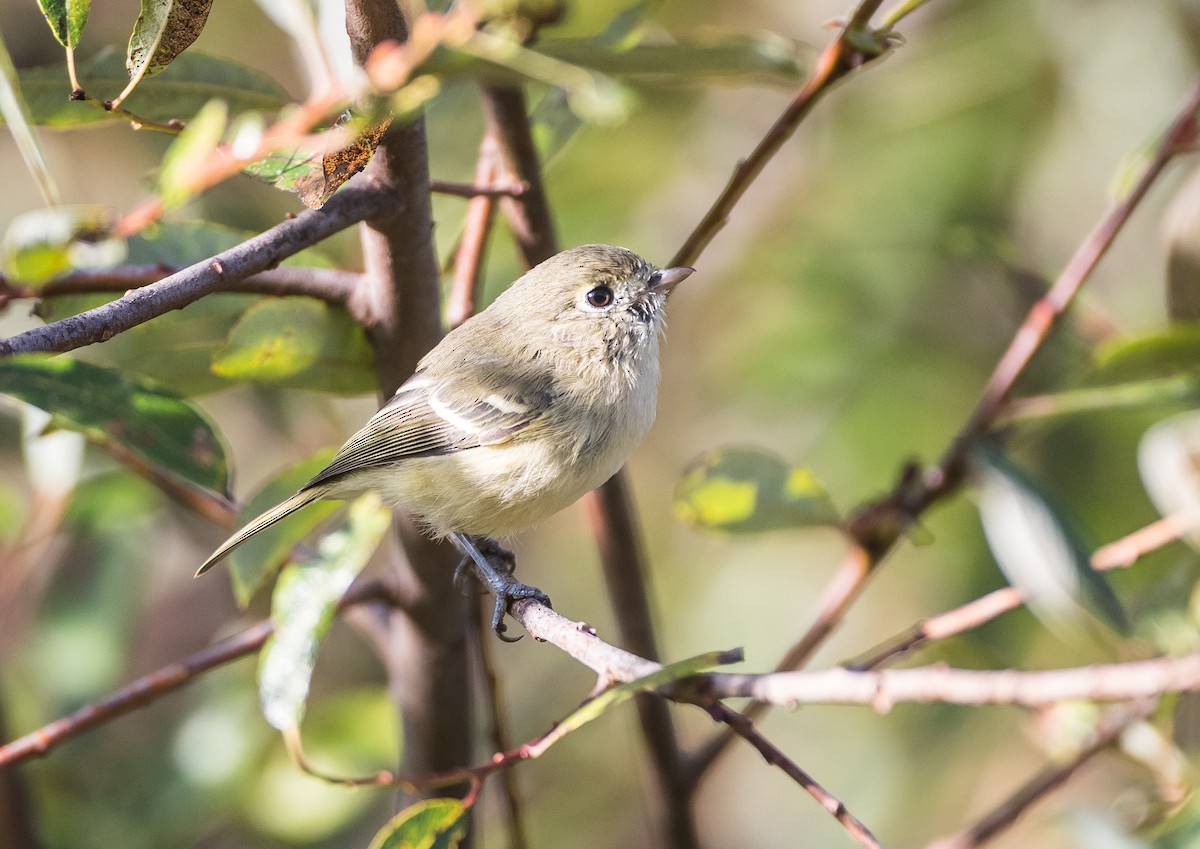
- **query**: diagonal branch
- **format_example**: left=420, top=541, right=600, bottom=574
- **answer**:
left=0, top=187, right=395, bottom=358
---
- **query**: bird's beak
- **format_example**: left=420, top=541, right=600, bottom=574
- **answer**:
left=651, top=266, right=695, bottom=295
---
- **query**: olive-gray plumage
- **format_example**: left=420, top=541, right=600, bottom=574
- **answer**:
left=197, top=245, right=693, bottom=577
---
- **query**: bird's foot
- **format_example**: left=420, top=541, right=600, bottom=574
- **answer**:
left=450, top=534, right=551, bottom=641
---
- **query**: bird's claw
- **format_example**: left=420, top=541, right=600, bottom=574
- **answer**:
left=450, top=534, right=551, bottom=640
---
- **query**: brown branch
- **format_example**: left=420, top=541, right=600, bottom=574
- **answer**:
left=0, top=266, right=362, bottom=307
left=696, top=654, right=1200, bottom=708
left=704, top=701, right=885, bottom=849
left=0, top=621, right=273, bottom=768
left=0, top=187, right=395, bottom=358
left=0, top=580, right=395, bottom=770
left=922, top=76, right=1200, bottom=507
left=668, top=0, right=893, bottom=269
left=925, top=703, right=1152, bottom=849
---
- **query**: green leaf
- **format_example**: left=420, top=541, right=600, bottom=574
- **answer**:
left=158, top=98, right=227, bottom=207
left=1093, top=324, right=1200, bottom=384
left=1138, top=410, right=1200, bottom=552
left=974, top=442, right=1127, bottom=636
left=0, top=355, right=229, bottom=496
left=1000, top=375, right=1200, bottom=425
left=674, top=445, right=839, bottom=533
left=258, top=494, right=391, bottom=730
left=211, top=297, right=375, bottom=392
left=228, top=450, right=340, bottom=606
left=9, top=52, right=288, bottom=128
left=208, top=297, right=372, bottom=393
left=367, top=799, right=467, bottom=849
left=126, top=0, right=215, bottom=85
left=212, top=297, right=324, bottom=381
left=2, top=205, right=123, bottom=286
left=0, top=32, right=60, bottom=206
left=37, top=0, right=90, bottom=48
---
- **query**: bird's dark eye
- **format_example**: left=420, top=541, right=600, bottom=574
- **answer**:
left=647, top=270, right=662, bottom=287
left=586, top=285, right=614, bottom=308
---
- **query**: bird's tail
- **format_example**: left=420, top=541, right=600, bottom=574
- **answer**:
left=195, top=488, right=325, bottom=577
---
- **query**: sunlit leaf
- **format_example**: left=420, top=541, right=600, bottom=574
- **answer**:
left=1165, top=166, right=1200, bottom=322
left=8, top=52, right=288, bottom=128
left=0, top=33, right=60, bottom=206
left=211, top=297, right=375, bottom=392
left=258, top=494, right=390, bottom=730
left=1138, top=410, right=1200, bottom=551
left=367, top=799, right=467, bottom=849
left=1001, top=376, right=1200, bottom=424
left=2, top=205, right=123, bottom=286
left=158, top=98, right=227, bottom=207
left=229, top=450, right=339, bottom=606
left=674, top=445, right=838, bottom=533
left=125, top=0, right=215, bottom=91
left=37, top=0, right=90, bottom=48
left=0, top=355, right=229, bottom=496
left=975, top=442, right=1127, bottom=635
left=246, top=114, right=392, bottom=209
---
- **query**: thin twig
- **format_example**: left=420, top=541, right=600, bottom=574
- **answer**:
left=668, top=0, right=893, bottom=269
left=0, top=621, right=273, bottom=767
left=925, top=703, right=1153, bottom=849
left=0, top=266, right=362, bottom=307
left=705, top=701, right=885, bottom=849
left=0, top=580, right=395, bottom=770
left=0, top=187, right=396, bottom=358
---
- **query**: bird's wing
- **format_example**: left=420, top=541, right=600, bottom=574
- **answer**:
left=304, top=365, right=553, bottom=490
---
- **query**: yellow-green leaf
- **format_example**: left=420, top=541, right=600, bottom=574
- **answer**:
left=367, top=799, right=467, bottom=849
left=674, top=445, right=838, bottom=533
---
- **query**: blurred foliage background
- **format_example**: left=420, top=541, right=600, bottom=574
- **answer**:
left=3, top=0, right=1200, bottom=847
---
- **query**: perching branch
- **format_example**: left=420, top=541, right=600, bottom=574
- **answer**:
left=0, top=187, right=396, bottom=358
left=694, top=654, right=1200, bottom=709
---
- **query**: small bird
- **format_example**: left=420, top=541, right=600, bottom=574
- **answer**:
left=198, top=244, right=693, bottom=636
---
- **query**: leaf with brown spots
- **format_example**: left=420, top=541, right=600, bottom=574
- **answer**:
left=115, top=0, right=213, bottom=106
left=246, top=115, right=392, bottom=209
